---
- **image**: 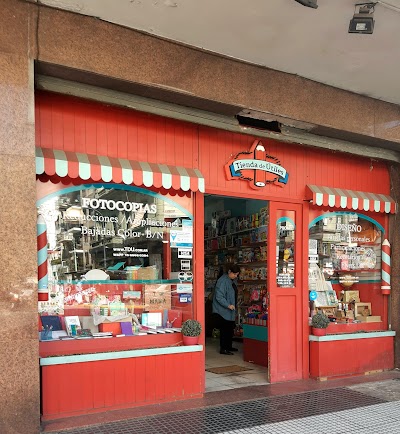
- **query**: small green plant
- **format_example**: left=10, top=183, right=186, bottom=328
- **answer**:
left=311, top=312, right=330, bottom=329
left=181, top=319, right=202, bottom=337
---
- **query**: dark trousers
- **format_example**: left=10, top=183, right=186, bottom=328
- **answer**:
left=215, top=313, right=235, bottom=351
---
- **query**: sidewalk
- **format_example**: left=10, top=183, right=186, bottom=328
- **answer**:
left=42, top=370, right=400, bottom=434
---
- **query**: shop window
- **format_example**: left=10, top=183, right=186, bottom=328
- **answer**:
left=37, top=183, right=194, bottom=340
left=276, top=217, right=295, bottom=288
left=308, top=212, right=383, bottom=322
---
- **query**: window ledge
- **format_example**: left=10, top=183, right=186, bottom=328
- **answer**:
left=40, top=344, right=203, bottom=366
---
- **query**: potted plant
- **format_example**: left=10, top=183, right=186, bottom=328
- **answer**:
left=311, top=312, right=330, bottom=336
left=181, top=319, right=202, bottom=345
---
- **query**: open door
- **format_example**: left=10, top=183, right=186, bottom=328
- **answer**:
left=268, top=202, right=307, bottom=382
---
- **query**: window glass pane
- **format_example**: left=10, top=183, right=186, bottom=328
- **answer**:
left=308, top=213, right=382, bottom=319
left=276, top=217, right=295, bottom=288
left=37, top=184, right=194, bottom=338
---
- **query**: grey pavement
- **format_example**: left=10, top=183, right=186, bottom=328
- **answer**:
left=46, top=378, right=400, bottom=434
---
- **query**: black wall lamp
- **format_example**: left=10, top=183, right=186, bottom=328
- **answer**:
left=349, top=2, right=376, bottom=34
left=294, top=0, right=318, bottom=8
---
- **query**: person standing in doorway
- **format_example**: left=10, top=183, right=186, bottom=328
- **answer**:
left=212, top=264, right=241, bottom=355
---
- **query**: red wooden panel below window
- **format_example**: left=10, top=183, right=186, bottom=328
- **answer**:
left=41, top=352, right=203, bottom=420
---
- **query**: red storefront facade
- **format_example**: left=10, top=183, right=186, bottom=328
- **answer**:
left=36, top=91, right=396, bottom=419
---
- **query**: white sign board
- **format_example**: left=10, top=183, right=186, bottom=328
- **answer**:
left=178, top=248, right=192, bottom=258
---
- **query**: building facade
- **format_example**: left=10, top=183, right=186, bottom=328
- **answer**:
left=1, top=1, right=400, bottom=433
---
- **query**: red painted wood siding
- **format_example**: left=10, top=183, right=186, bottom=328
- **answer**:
left=309, top=336, right=394, bottom=379
left=41, top=352, right=203, bottom=420
left=36, top=91, right=391, bottom=198
left=197, top=127, right=391, bottom=199
left=35, top=91, right=200, bottom=169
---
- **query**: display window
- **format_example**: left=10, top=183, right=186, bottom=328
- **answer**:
left=276, top=216, right=296, bottom=288
left=37, top=182, right=194, bottom=341
left=308, top=212, right=384, bottom=323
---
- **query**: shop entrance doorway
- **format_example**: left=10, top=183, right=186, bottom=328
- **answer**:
left=204, top=194, right=269, bottom=392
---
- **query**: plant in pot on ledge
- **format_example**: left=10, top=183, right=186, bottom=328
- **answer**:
left=311, top=312, right=330, bottom=336
left=181, top=319, right=202, bottom=345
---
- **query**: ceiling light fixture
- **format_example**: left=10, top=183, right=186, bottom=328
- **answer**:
left=349, top=2, right=376, bottom=34
left=294, top=0, right=318, bottom=8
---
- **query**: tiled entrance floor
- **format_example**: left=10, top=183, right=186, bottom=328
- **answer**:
left=205, top=337, right=268, bottom=392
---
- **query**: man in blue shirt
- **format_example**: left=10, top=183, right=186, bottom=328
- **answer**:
left=212, top=264, right=241, bottom=355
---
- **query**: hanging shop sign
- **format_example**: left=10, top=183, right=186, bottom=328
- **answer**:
left=225, top=139, right=289, bottom=189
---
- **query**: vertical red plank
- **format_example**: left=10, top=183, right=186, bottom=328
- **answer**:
left=136, top=115, right=149, bottom=162
left=62, top=363, right=88, bottom=413
left=41, top=366, right=60, bottom=416
left=134, top=356, right=146, bottom=404
left=39, top=100, right=53, bottom=149
left=106, top=111, right=118, bottom=158
left=146, top=117, right=157, bottom=162
left=102, top=360, right=116, bottom=408
left=117, top=113, right=128, bottom=160
left=126, top=115, right=138, bottom=160
left=85, top=111, right=97, bottom=155
left=74, top=106, right=86, bottom=151
left=62, top=105, right=75, bottom=152
left=80, top=361, right=95, bottom=411
left=174, top=123, right=185, bottom=167
left=92, top=361, right=107, bottom=409
left=144, top=355, right=156, bottom=403
left=35, top=102, right=41, bottom=147
left=96, top=109, right=108, bottom=157
left=164, top=354, right=182, bottom=399
left=155, top=118, right=166, bottom=164
left=154, top=355, right=166, bottom=401
left=123, top=358, right=136, bottom=405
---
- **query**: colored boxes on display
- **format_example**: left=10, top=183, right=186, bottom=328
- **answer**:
left=357, top=315, right=382, bottom=322
left=137, top=266, right=158, bottom=280
left=342, top=290, right=360, bottom=303
left=98, top=323, right=121, bottom=336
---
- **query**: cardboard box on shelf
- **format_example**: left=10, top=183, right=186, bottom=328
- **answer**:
left=356, top=315, right=382, bottom=322
left=144, top=284, right=171, bottom=311
left=137, top=266, right=158, bottom=280
left=354, top=302, right=372, bottom=317
left=342, top=290, right=360, bottom=303
left=99, top=322, right=121, bottom=336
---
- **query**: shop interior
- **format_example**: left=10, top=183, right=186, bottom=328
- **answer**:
left=204, top=194, right=269, bottom=392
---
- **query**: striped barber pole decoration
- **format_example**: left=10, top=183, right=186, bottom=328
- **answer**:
left=35, top=148, right=205, bottom=193
left=37, top=215, right=49, bottom=301
left=381, top=239, right=391, bottom=295
left=306, top=185, right=397, bottom=214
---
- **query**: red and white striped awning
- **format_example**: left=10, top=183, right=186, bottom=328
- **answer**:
left=306, top=185, right=397, bottom=214
left=36, top=148, right=205, bottom=193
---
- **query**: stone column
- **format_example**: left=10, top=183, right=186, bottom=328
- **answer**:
left=0, top=1, right=40, bottom=433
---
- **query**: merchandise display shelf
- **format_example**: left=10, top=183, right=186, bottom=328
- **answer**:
left=39, top=333, right=185, bottom=357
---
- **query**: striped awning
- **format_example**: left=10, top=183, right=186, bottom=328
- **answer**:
left=306, top=185, right=397, bottom=214
left=35, top=148, right=205, bottom=193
